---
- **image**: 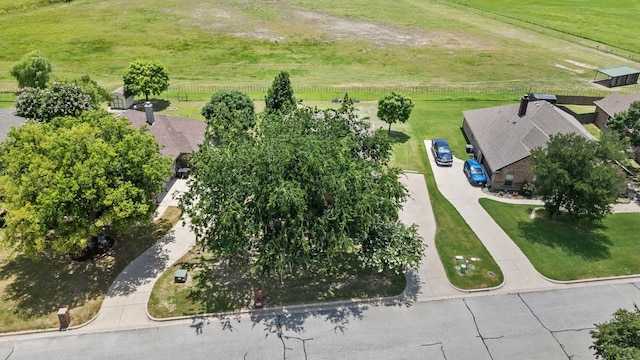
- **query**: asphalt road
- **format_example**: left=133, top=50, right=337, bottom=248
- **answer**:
left=2, top=281, right=639, bottom=360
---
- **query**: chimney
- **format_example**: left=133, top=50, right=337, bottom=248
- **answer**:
left=518, top=95, right=529, bottom=117
left=144, top=101, right=155, bottom=125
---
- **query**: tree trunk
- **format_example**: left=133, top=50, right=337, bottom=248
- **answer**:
left=388, top=122, right=392, bottom=134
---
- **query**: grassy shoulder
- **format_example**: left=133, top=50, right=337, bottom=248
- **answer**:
left=148, top=249, right=405, bottom=318
left=479, top=198, right=640, bottom=280
left=0, top=206, right=181, bottom=333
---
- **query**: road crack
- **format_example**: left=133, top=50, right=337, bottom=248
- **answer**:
left=421, top=342, right=448, bottom=360
left=463, top=299, right=496, bottom=360
left=518, top=294, right=592, bottom=359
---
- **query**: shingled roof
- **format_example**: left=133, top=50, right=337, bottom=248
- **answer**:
left=463, top=100, right=593, bottom=172
left=593, top=93, right=640, bottom=117
left=120, top=110, right=206, bottom=161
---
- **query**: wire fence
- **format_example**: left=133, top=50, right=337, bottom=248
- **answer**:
left=0, top=82, right=615, bottom=99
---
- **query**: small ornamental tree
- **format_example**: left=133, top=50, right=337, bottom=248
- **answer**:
left=201, top=90, right=256, bottom=143
left=123, top=60, right=170, bottom=101
left=264, top=71, right=296, bottom=115
left=10, top=50, right=53, bottom=89
left=14, top=82, right=94, bottom=122
left=377, top=91, right=414, bottom=133
left=591, top=305, right=640, bottom=359
left=0, top=110, right=173, bottom=256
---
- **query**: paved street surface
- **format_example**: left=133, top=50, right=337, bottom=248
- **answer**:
left=2, top=282, right=640, bottom=359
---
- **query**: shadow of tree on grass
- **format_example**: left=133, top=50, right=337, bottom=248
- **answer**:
left=0, top=212, right=178, bottom=331
left=518, top=217, right=612, bottom=261
left=388, top=130, right=410, bottom=144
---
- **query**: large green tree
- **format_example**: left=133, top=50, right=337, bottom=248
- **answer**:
left=531, top=132, right=625, bottom=221
left=123, top=60, right=170, bottom=101
left=377, top=91, right=414, bottom=133
left=591, top=305, right=640, bottom=359
left=608, top=100, right=640, bottom=148
left=14, top=81, right=94, bottom=122
left=201, top=90, right=256, bottom=143
left=0, top=110, right=173, bottom=255
left=180, top=102, right=423, bottom=278
left=264, top=71, right=296, bottom=115
left=10, top=50, right=53, bottom=89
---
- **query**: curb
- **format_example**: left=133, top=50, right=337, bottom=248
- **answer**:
left=0, top=305, right=102, bottom=338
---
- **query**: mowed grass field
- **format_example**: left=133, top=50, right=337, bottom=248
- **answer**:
left=454, top=0, right=640, bottom=54
left=1, top=0, right=639, bottom=93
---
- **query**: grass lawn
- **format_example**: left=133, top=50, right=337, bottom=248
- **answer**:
left=479, top=198, right=640, bottom=280
left=0, top=0, right=635, bottom=94
left=454, top=0, right=640, bottom=55
left=148, top=248, right=405, bottom=317
left=0, top=206, right=181, bottom=333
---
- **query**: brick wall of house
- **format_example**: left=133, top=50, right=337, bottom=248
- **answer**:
left=490, top=157, right=534, bottom=191
left=594, top=107, right=610, bottom=130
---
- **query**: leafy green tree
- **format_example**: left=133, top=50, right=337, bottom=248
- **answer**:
left=0, top=110, right=173, bottom=256
left=201, top=90, right=256, bottom=143
left=180, top=102, right=423, bottom=278
left=14, top=82, right=94, bottom=122
left=123, top=60, right=170, bottom=101
left=531, top=132, right=625, bottom=221
left=264, top=71, right=296, bottom=115
left=591, top=305, right=640, bottom=359
left=10, top=50, right=53, bottom=89
left=76, top=75, right=110, bottom=107
left=377, top=91, right=414, bottom=133
left=608, top=100, right=640, bottom=148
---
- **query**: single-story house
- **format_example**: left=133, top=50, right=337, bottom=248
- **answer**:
left=593, top=92, right=640, bottom=130
left=120, top=108, right=206, bottom=175
left=462, top=96, right=594, bottom=191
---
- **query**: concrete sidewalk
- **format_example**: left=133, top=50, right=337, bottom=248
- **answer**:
left=398, top=173, right=464, bottom=301
left=81, top=179, right=195, bottom=332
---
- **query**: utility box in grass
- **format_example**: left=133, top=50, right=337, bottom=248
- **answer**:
left=58, top=307, right=70, bottom=330
left=174, top=269, right=188, bottom=283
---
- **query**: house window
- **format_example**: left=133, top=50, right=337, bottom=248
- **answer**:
left=504, top=172, right=515, bottom=186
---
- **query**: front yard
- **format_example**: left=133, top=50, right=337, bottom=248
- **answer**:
left=480, top=198, right=640, bottom=280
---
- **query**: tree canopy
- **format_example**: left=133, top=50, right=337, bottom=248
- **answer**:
left=0, top=110, right=173, bottom=256
left=591, top=305, right=640, bottom=359
left=123, top=60, right=170, bottom=101
left=377, top=91, right=414, bottom=133
left=201, top=90, right=256, bottom=143
left=264, top=71, right=296, bottom=115
left=14, top=81, right=94, bottom=122
left=608, top=100, right=640, bottom=148
left=10, top=50, right=53, bottom=89
left=531, top=132, right=625, bottom=221
left=180, top=102, right=423, bottom=278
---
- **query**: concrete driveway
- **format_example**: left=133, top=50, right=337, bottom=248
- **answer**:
left=424, top=140, right=554, bottom=293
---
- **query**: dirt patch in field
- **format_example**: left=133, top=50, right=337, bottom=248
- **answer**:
left=172, top=3, right=484, bottom=49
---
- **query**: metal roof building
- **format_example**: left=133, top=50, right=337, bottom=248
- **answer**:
left=594, top=66, right=640, bottom=87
